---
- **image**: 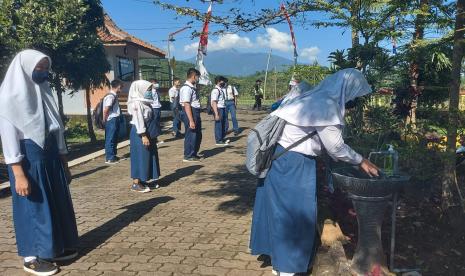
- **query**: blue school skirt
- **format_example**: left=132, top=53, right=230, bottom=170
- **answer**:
left=249, top=145, right=317, bottom=273
left=130, top=126, right=160, bottom=182
left=8, top=137, right=79, bottom=258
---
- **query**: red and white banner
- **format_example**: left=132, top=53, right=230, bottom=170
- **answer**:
left=196, top=3, right=212, bottom=85
left=280, top=3, right=298, bottom=63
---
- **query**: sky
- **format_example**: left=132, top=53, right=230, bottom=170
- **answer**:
left=101, top=0, right=353, bottom=66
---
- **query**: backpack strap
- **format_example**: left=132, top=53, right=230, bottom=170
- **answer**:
left=271, top=131, right=318, bottom=161
left=181, top=84, right=196, bottom=104
left=103, top=93, right=118, bottom=108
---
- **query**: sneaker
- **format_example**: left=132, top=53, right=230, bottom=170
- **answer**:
left=183, top=157, right=201, bottom=163
left=23, top=259, right=58, bottom=276
left=234, top=131, right=240, bottom=136
left=215, top=141, right=228, bottom=146
left=49, top=249, right=78, bottom=262
left=131, top=183, right=151, bottom=193
left=224, top=139, right=231, bottom=144
left=105, top=159, right=119, bottom=165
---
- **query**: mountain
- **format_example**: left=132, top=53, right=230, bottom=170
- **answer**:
left=184, top=49, right=294, bottom=77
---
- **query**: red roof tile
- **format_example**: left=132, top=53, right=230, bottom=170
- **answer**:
left=98, top=13, right=166, bottom=57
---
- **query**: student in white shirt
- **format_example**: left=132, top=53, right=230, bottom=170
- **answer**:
left=211, top=76, right=229, bottom=146
left=103, top=79, right=123, bottom=164
left=127, top=80, right=160, bottom=193
left=179, top=68, right=202, bottom=162
left=249, top=69, right=379, bottom=276
left=224, top=78, right=240, bottom=136
left=168, top=77, right=182, bottom=137
left=0, top=49, right=79, bottom=276
left=148, top=78, right=162, bottom=140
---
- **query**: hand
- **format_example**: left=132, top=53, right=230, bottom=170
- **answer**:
left=360, top=158, right=380, bottom=177
left=189, top=121, right=196, bottom=129
left=142, top=136, right=150, bottom=147
left=214, top=115, right=220, bottom=121
left=15, top=174, right=31, bottom=197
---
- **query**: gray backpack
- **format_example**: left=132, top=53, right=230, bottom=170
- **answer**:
left=246, top=114, right=317, bottom=178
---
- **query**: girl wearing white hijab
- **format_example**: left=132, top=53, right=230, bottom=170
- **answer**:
left=0, top=49, right=79, bottom=276
left=127, top=80, right=161, bottom=193
left=249, top=69, right=379, bottom=276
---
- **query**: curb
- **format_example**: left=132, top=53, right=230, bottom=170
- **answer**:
left=0, top=140, right=131, bottom=192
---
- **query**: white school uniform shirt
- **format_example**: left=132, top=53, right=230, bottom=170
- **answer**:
left=150, top=88, right=162, bottom=109
left=179, top=81, right=201, bottom=109
left=278, top=123, right=363, bottom=165
left=225, top=85, right=238, bottom=101
left=210, top=85, right=226, bottom=108
left=103, top=90, right=121, bottom=120
left=0, top=118, right=68, bottom=164
left=168, top=86, right=179, bottom=103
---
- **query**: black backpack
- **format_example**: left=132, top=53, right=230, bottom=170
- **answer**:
left=93, top=93, right=116, bottom=130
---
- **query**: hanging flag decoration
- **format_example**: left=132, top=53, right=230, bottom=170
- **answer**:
left=196, top=3, right=212, bottom=85
left=281, top=3, right=298, bottom=66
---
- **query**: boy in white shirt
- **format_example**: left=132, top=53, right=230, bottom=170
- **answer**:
left=179, top=68, right=202, bottom=162
left=210, top=76, right=229, bottom=146
left=168, top=77, right=182, bottom=137
left=103, top=79, right=123, bottom=164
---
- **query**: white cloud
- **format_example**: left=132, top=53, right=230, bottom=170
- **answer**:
left=257, top=28, right=293, bottom=52
left=300, top=47, right=321, bottom=63
left=184, top=33, right=253, bottom=53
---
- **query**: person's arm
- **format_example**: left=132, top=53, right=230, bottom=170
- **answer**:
left=184, top=103, right=195, bottom=129
left=316, top=125, right=379, bottom=177
left=103, top=107, right=110, bottom=122
left=233, top=87, right=238, bottom=106
left=0, top=119, right=30, bottom=196
left=212, top=101, right=220, bottom=121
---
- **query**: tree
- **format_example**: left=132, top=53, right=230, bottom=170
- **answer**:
left=0, top=0, right=110, bottom=142
left=442, top=0, right=465, bottom=211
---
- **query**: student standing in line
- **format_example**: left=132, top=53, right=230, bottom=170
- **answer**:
left=249, top=69, right=379, bottom=276
left=210, top=76, right=229, bottom=146
left=103, top=79, right=124, bottom=164
left=168, top=77, right=182, bottom=138
left=128, top=80, right=160, bottom=193
left=148, top=79, right=162, bottom=140
left=253, top=79, right=263, bottom=111
left=224, top=79, right=240, bottom=136
left=0, top=49, right=79, bottom=276
left=180, top=68, right=202, bottom=162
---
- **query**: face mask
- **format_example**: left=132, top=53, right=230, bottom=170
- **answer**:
left=153, top=83, right=160, bottom=89
left=32, top=70, right=49, bottom=84
left=144, top=90, right=153, bottom=99
left=219, top=83, right=226, bottom=88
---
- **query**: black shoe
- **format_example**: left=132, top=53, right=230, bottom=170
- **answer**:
left=50, top=249, right=78, bottom=262
left=23, top=259, right=58, bottom=276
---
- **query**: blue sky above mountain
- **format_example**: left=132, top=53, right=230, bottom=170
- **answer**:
left=101, top=0, right=352, bottom=66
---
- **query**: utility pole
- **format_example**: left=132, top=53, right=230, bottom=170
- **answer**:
left=263, top=48, right=272, bottom=100
left=274, top=66, right=278, bottom=99
left=167, top=25, right=191, bottom=86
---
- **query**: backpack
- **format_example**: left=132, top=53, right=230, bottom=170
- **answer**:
left=93, top=93, right=116, bottom=130
left=246, top=114, right=317, bottom=178
left=206, top=95, right=213, bottom=115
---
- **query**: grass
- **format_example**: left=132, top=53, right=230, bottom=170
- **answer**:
left=65, top=117, right=104, bottom=144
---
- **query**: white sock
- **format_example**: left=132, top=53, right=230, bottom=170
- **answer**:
left=24, top=256, right=37, bottom=263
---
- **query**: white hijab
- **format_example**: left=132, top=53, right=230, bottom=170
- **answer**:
left=127, top=80, right=152, bottom=119
left=0, top=49, right=64, bottom=149
left=272, top=68, right=372, bottom=127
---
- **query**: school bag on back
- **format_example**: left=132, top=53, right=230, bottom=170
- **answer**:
left=246, top=115, right=286, bottom=178
left=246, top=114, right=318, bottom=178
left=93, top=93, right=115, bottom=130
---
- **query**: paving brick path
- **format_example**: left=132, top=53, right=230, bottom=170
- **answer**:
left=0, top=111, right=346, bottom=276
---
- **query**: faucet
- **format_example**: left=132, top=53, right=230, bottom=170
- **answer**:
left=368, top=145, right=399, bottom=177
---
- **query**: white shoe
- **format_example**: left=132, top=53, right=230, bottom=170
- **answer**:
left=272, top=269, right=278, bottom=275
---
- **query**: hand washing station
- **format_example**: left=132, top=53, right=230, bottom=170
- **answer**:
left=332, top=166, right=410, bottom=275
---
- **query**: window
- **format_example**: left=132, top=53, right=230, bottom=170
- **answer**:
left=117, top=57, right=135, bottom=81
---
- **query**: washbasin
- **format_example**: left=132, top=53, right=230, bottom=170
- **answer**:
left=332, top=166, right=410, bottom=198
left=331, top=166, right=410, bottom=275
